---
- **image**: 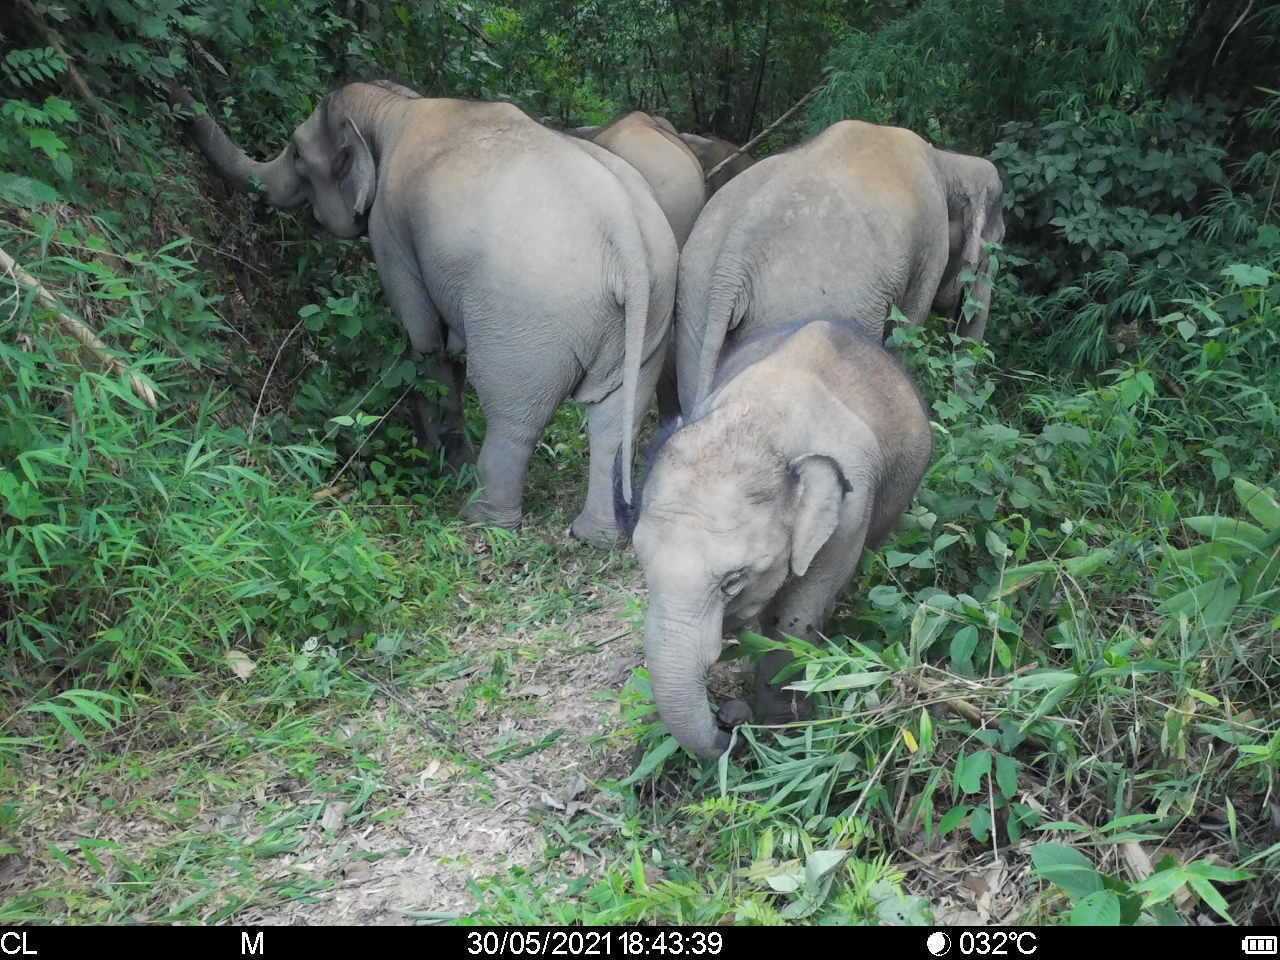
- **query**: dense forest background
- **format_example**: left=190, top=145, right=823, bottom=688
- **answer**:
left=1, top=0, right=1278, bottom=926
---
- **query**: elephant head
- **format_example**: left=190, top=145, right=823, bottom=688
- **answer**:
left=933, top=151, right=1006, bottom=340
left=678, top=132, right=757, bottom=195
left=168, top=82, right=384, bottom=239
left=619, top=410, right=859, bottom=759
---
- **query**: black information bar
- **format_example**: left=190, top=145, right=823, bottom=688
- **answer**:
left=0, top=924, right=1277, bottom=957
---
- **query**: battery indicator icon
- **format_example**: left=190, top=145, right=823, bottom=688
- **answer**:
left=1242, top=937, right=1278, bottom=955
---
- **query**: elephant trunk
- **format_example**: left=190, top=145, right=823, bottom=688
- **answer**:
left=644, top=600, right=730, bottom=760
left=168, top=83, right=305, bottom=209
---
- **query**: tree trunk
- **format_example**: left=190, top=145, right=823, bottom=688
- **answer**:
left=743, top=0, right=773, bottom=142
left=671, top=0, right=705, bottom=128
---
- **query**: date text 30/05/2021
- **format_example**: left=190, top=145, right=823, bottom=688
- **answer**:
left=465, top=930, right=725, bottom=956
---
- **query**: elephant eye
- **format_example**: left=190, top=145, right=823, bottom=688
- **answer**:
left=721, top=569, right=747, bottom=598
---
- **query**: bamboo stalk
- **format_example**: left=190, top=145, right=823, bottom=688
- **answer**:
left=0, top=246, right=158, bottom=410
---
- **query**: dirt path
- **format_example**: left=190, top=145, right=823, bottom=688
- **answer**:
left=248, top=570, right=650, bottom=924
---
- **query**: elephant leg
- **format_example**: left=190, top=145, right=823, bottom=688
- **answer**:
left=755, top=513, right=871, bottom=726
left=402, top=358, right=449, bottom=465
left=367, top=238, right=470, bottom=467
left=900, top=265, right=947, bottom=330
left=462, top=348, right=575, bottom=531
left=436, top=354, right=475, bottom=470
left=573, top=338, right=667, bottom=547
left=462, top=417, right=544, bottom=529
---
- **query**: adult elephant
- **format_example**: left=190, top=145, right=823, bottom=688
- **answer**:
left=589, top=111, right=707, bottom=250
left=169, top=80, right=676, bottom=545
left=675, top=119, right=1005, bottom=414
left=570, top=111, right=708, bottom=421
left=677, top=132, right=757, bottom=196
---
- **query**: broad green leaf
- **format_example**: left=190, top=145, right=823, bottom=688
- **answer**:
left=26, top=127, right=67, bottom=159
left=764, top=869, right=804, bottom=894
left=0, top=173, right=58, bottom=207
left=993, top=560, right=1054, bottom=597
left=938, top=805, right=971, bottom=835
left=956, top=749, right=992, bottom=794
left=789, top=671, right=888, bottom=693
left=950, top=625, right=979, bottom=665
left=995, top=753, right=1018, bottom=799
left=1030, top=843, right=1104, bottom=901
left=1233, top=479, right=1280, bottom=531
left=1187, top=876, right=1234, bottom=923
left=1183, top=516, right=1267, bottom=546
left=1133, top=866, right=1189, bottom=906
left=985, top=530, right=1009, bottom=560
left=1069, top=890, right=1121, bottom=925
left=1185, top=861, right=1251, bottom=883
left=803, top=849, right=848, bottom=892
left=871, top=881, right=932, bottom=925
left=1221, top=263, right=1272, bottom=288
left=1063, top=548, right=1115, bottom=579
left=618, top=735, right=680, bottom=785
left=970, top=804, right=992, bottom=843
left=868, top=585, right=902, bottom=608
left=1012, top=670, right=1079, bottom=690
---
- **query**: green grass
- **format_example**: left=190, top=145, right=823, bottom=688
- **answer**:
left=3, top=240, right=1278, bottom=925
left=2, top=4, right=1278, bottom=924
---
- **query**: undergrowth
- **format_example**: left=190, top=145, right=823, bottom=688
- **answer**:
left=2, top=0, right=1278, bottom=929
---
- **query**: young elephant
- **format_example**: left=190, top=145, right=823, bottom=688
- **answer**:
left=614, top=319, right=933, bottom=759
left=169, top=81, right=676, bottom=546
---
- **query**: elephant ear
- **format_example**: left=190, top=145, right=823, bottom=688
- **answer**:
left=339, top=118, right=377, bottom=216
left=788, top=455, right=850, bottom=577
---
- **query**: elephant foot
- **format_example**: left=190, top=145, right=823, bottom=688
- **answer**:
left=462, top=498, right=522, bottom=530
left=569, top=510, right=620, bottom=548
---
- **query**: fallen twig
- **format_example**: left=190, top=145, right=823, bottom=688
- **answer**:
left=702, top=81, right=826, bottom=184
left=321, top=385, right=414, bottom=490
left=0, top=244, right=158, bottom=409
left=248, top=316, right=305, bottom=447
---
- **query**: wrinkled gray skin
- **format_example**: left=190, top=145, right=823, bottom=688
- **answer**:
left=617, top=319, right=933, bottom=759
left=569, top=111, right=707, bottom=421
left=677, top=132, right=757, bottom=195
left=676, top=119, right=1005, bottom=415
left=170, top=81, right=676, bottom=545
left=583, top=112, right=707, bottom=249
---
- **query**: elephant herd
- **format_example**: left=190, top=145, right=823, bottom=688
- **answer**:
left=170, top=79, right=1005, bottom=760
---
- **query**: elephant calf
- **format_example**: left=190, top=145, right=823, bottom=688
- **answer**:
left=614, top=318, right=933, bottom=759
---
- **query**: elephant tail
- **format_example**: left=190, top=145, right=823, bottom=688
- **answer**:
left=614, top=238, right=653, bottom=514
left=692, top=267, right=747, bottom=408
